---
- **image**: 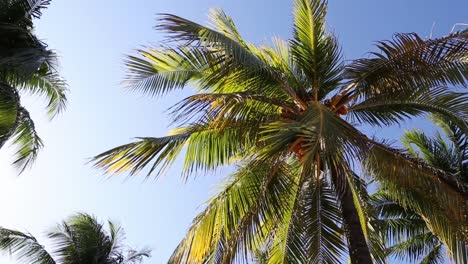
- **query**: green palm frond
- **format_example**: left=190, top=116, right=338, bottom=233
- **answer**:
left=375, top=181, right=465, bottom=262
left=93, top=133, right=189, bottom=178
left=420, top=244, right=444, bottom=264
left=378, top=181, right=468, bottom=261
left=126, top=12, right=307, bottom=108
left=291, top=0, right=342, bottom=100
left=396, top=116, right=468, bottom=263
left=206, top=8, right=245, bottom=45
left=169, top=160, right=295, bottom=263
left=0, top=18, right=56, bottom=80
left=123, top=46, right=212, bottom=96
left=303, top=177, right=346, bottom=263
left=366, top=139, right=466, bottom=202
left=389, top=233, right=442, bottom=263
left=431, top=114, right=468, bottom=181
left=168, top=91, right=287, bottom=125
left=13, top=70, right=68, bottom=118
left=267, top=173, right=305, bottom=264
left=93, top=111, right=272, bottom=179
left=0, top=227, right=55, bottom=264
left=402, top=130, right=459, bottom=174
left=11, top=107, right=43, bottom=173
left=372, top=191, right=428, bottom=246
left=268, top=175, right=346, bottom=264
left=156, top=12, right=263, bottom=70
left=261, top=37, right=309, bottom=97
left=345, top=31, right=468, bottom=102
left=348, top=86, right=468, bottom=129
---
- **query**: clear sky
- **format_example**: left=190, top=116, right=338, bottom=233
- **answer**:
left=0, top=0, right=466, bottom=263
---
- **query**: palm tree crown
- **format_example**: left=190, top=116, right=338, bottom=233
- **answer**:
left=93, top=0, right=468, bottom=263
left=0, top=213, right=151, bottom=264
left=0, top=0, right=67, bottom=172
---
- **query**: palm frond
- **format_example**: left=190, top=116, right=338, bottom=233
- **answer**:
left=304, top=177, right=346, bottom=263
left=93, top=133, right=189, bottom=178
left=348, top=87, right=468, bottom=130
left=14, top=71, right=68, bottom=118
left=431, top=114, right=468, bottom=181
left=168, top=91, right=288, bottom=126
left=372, top=191, right=429, bottom=246
left=121, top=248, right=152, bottom=264
left=402, top=130, right=460, bottom=175
left=206, top=8, right=245, bottom=45
left=267, top=169, right=346, bottom=264
left=48, top=213, right=107, bottom=263
left=123, top=46, right=212, bottom=96
left=291, top=0, right=342, bottom=100
left=374, top=194, right=442, bottom=263
left=0, top=227, right=55, bottom=264
left=389, top=232, right=441, bottom=263
left=345, top=31, right=468, bottom=102
left=420, top=244, right=444, bottom=264
left=23, top=0, right=51, bottom=19
left=169, top=160, right=295, bottom=263
left=156, top=12, right=304, bottom=104
left=10, top=107, right=43, bottom=173
left=156, top=12, right=263, bottom=71
left=94, top=111, right=272, bottom=178
left=261, top=37, right=309, bottom=98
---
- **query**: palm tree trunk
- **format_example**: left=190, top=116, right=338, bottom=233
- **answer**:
left=340, top=184, right=373, bottom=264
left=330, top=169, right=373, bottom=264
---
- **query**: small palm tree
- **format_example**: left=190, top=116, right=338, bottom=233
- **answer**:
left=93, top=0, right=468, bottom=263
left=0, top=213, right=151, bottom=264
left=374, top=115, right=468, bottom=263
left=0, top=0, right=67, bottom=172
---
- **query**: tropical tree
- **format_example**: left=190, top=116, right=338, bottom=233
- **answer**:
left=92, top=0, right=468, bottom=263
left=0, top=213, right=151, bottom=264
left=374, top=115, right=468, bottom=263
left=0, top=0, right=67, bottom=172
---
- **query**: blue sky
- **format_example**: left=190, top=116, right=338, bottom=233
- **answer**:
left=0, top=0, right=467, bottom=263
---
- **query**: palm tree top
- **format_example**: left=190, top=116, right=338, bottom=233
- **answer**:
left=92, top=0, right=468, bottom=263
left=0, top=213, right=151, bottom=264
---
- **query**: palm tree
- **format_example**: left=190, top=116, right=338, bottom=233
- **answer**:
left=0, top=213, right=151, bottom=263
left=93, top=0, right=468, bottom=262
left=374, top=115, right=468, bottom=263
left=0, top=0, right=67, bottom=172
left=374, top=191, right=448, bottom=264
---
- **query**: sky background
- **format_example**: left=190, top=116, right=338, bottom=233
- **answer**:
left=0, top=0, right=467, bottom=263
